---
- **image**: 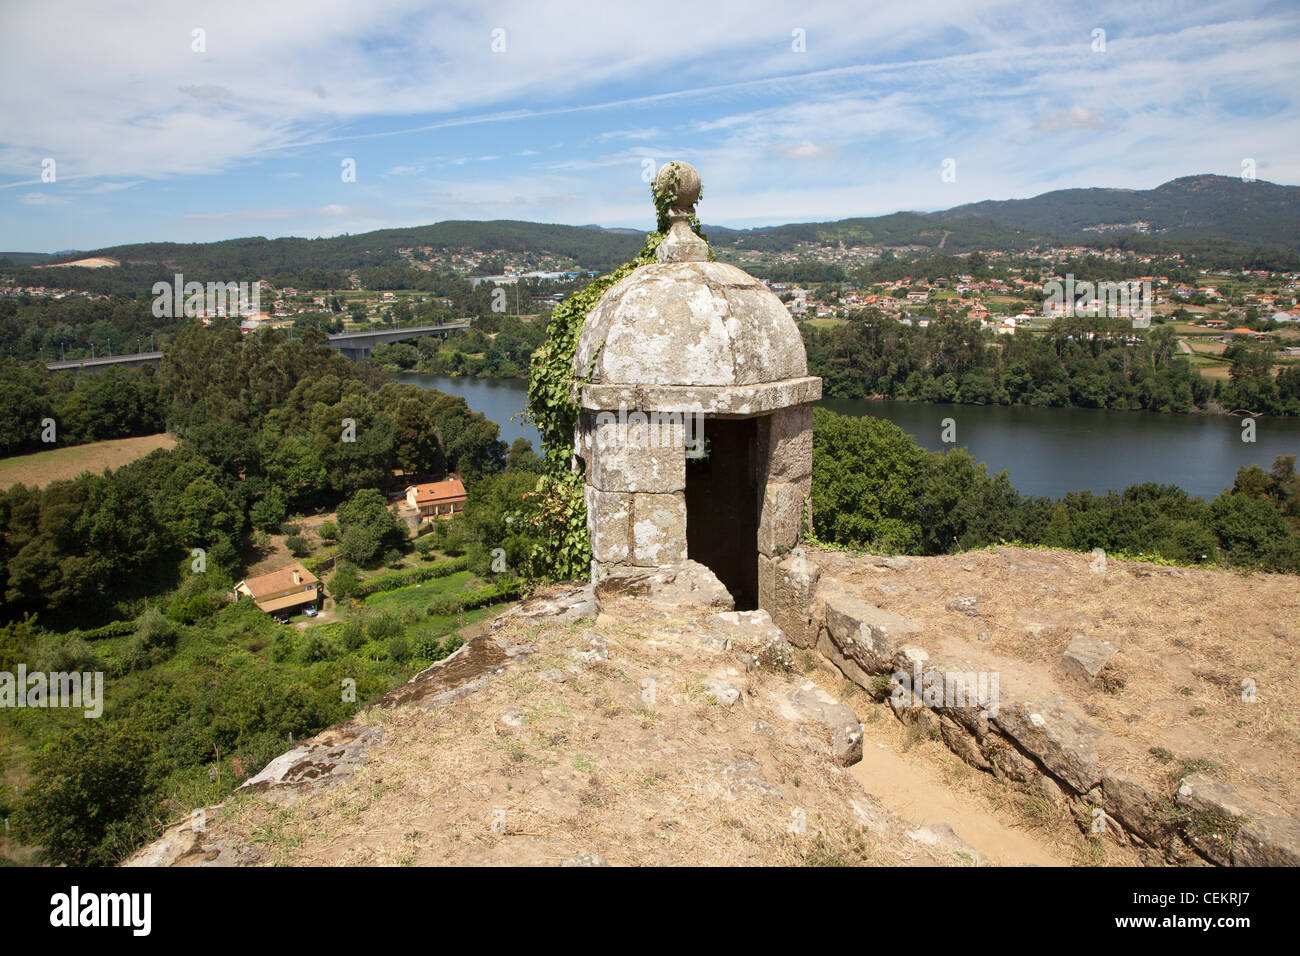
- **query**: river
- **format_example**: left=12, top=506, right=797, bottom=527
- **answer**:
left=397, top=372, right=1300, bottom=500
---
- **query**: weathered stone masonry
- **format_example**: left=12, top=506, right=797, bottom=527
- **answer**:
left=573, top=162, right=819, bottom=609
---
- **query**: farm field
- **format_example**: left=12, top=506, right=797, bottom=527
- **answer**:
left=361, top=570, right=478, bottom=614
left=0, top=432, right=177, bottom=489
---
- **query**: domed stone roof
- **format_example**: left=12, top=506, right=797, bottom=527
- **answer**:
left=572, top=162, right=808, bottom=390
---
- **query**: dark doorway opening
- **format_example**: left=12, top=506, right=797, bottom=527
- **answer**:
left=685, top=417, right=759, bottom=610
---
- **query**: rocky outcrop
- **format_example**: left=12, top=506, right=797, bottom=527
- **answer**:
left=593, top=559, right=733, bottom=610
left=991, top=700, right=1103, bottom=794
left=240, top=725, right=384, bottom=806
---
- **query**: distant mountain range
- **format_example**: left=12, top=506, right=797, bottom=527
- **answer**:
left=705, top=175, right=1300, bottom=254
left=6, top=175, right=1298, bottom=280
left=932, top=175, right=1300, bottom=248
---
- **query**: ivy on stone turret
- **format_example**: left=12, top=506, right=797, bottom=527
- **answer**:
left=523, top=170, right=711, bottom=581
left=524, top=233, right=660, bottom=581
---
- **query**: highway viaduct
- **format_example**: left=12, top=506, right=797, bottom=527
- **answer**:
left=42, top=321, right=473, bottom=371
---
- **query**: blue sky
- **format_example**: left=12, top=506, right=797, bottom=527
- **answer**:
left=1, top=0, right=1298, bottom=251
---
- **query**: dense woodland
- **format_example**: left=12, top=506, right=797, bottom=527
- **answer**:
left=810, top=407, right=1300, bottom=572
left=0, top=327, right=513, bottom=621
left=0, top=322, right=551, bottom=865
left=804, top=312, right=1300, bottom=416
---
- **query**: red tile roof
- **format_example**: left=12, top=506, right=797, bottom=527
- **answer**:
left=410, top=479, right=466, bottom=506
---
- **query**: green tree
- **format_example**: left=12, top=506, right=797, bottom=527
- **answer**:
left=915, top=448, right=1020, bottom=553
left=1208, top=491, right=1298, bottom=569
left=336, top=488, right=404, bottom=566
left=810, top=408, right=925, bottom=553
left=505, top=437, right=543, bottom=473
left=16, top=724, right=156, bottom=866
left=461, top=471, right=539, bottom=576
left=249, top=485, right=289, bottom=531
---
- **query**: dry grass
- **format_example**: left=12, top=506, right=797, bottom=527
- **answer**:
left=186, top=602, right=995, bottom=867
left=811, top=545, right=1300, bottom=818
left=0, top=433, right=177, bottom=489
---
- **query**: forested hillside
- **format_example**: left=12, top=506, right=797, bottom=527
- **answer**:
left=6, top=176, right=1298, bottom=295
left=935, top=175, right=1300, bottom=249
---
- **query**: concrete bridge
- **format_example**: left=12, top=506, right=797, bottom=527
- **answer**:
left=45, top=351, right=164, bottom=373
left=327, top=322, right=470, bottom=360
left=40, top=321, right=472, bottom=371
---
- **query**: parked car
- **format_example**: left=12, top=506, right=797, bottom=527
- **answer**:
left=304, top=607, right=319, bottom=618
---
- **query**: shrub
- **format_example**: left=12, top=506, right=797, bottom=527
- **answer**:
left=30, top=634, right=99, bottom=673
left=387, top=634, right=411, bottom=662
left=136, top=607, right=179, bottom=651
left=319, top=520, right=338, bottom=540
left=80, top=620, right=137, bottom=642
left=367, top=612, right=404, bottom=645
left=281, top=523, right=301, bottom=536
left=340, top=619, right=366, bottom=651
left=167, top=591, right=219, bottom=625
left=414, top=632, right=464, bottom=663
left=117, top=635, right=152, bottom=674
left=297, top=632, right=336, bottom=664
left=15, top=724, right=155, bottom=866
left=330, top=564, right=361, bottom=600
left=286, top=535, right=310, bottom=558
left=269, top=628, right=297, bottom=663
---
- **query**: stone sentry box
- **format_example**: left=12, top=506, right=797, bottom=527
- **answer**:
left=572, top=162, right=821, bottom=610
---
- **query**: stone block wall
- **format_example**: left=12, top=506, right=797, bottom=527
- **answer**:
left=762, top=550, right=1300, bottom=867
left=754, top=403, right=813, bottom=614
left=580, top=409, right=689, bottom=577
left=579, top=400, right=815, bottom=591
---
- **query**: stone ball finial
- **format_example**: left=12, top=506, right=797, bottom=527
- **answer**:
left=653, top=161, right=708, bottom=263
left=654, top=161, right=702, bottom=213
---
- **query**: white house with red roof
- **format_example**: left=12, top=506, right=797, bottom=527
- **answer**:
left=405, top=479, right=467, bottom=519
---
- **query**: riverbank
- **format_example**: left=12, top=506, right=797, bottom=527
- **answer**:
left=396, top=372, right=1300, bottom=499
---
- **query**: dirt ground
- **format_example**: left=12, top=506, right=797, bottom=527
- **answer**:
left=131, top=546, right=1298, bottom=867
left=179, top=583, right=1129, bottom=867
left=0, top=432, right=177, bottom=489
left=808, top=545, right=1300, bottom=822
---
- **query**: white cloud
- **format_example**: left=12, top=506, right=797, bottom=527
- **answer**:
left=19, top=191, right=69, bottom=205
left=771, top=140, right=837, bottom=160
left=2, top=0, right=1297, bottom=245
left=1031, top=107, right=1107, bottom=133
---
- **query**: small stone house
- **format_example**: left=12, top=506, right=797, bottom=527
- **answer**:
left=572, top=161, right=821, bottom=611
